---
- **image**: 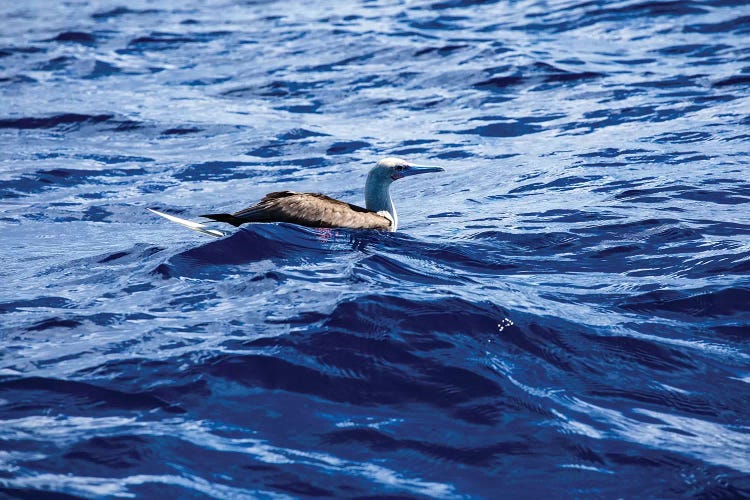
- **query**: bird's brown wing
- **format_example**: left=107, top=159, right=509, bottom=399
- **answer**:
left=231, top=191, right=392, bottom=230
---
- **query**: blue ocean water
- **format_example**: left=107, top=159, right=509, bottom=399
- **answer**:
left=1, top=0, right=749, bottom=497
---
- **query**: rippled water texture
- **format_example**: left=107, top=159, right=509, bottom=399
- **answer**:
left=1, top=0, right=749, bottom=497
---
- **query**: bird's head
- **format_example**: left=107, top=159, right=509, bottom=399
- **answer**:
left=370, top=157, right=445, bottom=183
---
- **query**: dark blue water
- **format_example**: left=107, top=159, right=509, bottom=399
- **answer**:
left=1, top=0, right=749, bottom=497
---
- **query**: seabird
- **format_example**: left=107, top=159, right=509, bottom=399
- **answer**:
left=148, top=157, right=443, bottom=236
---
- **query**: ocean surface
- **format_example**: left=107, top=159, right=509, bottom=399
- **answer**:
left=1, top=0, right=749, bottom=497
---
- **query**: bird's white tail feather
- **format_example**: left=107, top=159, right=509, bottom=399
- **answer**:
left=147, top=208, right=225, bottom=238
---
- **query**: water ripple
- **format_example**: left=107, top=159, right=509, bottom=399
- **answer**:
left=1, top=0, right=749, bottom=497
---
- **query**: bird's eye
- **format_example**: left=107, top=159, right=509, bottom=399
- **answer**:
left=396, top=165, right=405, bottom=171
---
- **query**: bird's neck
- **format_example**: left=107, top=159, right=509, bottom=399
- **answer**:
left=365, top=175, right=397, bottom=231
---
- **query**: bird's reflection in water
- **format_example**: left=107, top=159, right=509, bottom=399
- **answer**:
left=155, top=212, right=432, bottom=283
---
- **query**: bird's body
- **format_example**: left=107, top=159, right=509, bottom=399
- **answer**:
left=202, top=191, right=393, bottom=230
left=199, top=157, right=443, bottom=232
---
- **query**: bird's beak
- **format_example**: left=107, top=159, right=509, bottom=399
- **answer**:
left=403, top=164, right=445, bottom=176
